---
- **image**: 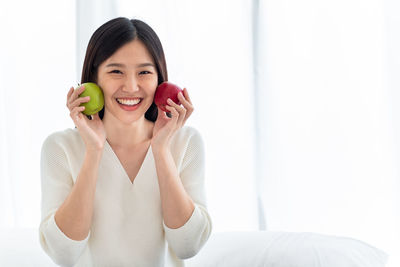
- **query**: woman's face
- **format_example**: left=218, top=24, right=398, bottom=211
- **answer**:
left=97, top=39, right=158, bottom=124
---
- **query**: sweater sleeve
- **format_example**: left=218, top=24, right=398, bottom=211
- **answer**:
left=38, top=133, right=89, bottom=267
left=163, top=128, right=213, bottom=259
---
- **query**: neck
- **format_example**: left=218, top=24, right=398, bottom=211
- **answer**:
left=102, top=112, right=153, bottom=149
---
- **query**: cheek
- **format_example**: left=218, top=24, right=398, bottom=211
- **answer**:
left=99, top=86, right=118, bottom=107
left=98, top=78, right=117, bottom=94
left=101, top=86, right=113, bottom=100
left=144, top=76, right=158, bottom=93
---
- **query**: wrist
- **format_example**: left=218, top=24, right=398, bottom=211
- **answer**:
left=150, top=139, right=170, bottom=153
left=85, top=146, right=104, bottom=158
left=151, top=144, right=169, bottom=157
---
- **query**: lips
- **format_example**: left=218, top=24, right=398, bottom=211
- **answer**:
left=116, top=97, right=142, bottom=104
left=115, top=98, right=142, bottom=111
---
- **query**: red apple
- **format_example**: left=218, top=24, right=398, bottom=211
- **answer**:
left=154, top=81, right=183, bottom=112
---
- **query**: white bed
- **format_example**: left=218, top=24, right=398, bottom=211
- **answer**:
left=0, top=228, right=388, bottom=266
left=185, top=231, right=388, bottom=267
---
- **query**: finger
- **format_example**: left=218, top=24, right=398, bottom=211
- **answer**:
left=156, top=107, right=165, bottom=120
left=182, top=88, right=193, bottom=105
left=92, top=113, right=99, bottom=120
left=70, top=105, right=85, bottom=117
left=165, top=105, right=179, bottom=124
left=182, top=108, right=192, bottom=125
left=66, top=86, right=74, bottom=106
left=73, top=85, right=86, bottom=99
left=91, top=113, right=101, bottom=121
left=70, top=106, right=86, bottom=123
left=167, top=98, right=186, bottom=115
left=167, top=98, right=186, bottom=126
left=68, top=85, right=86, bottom=106
left=68, top=96, right=90, bottom=111
left=177, top=91, right=190, bottom=106
left=67, top=96, right=90, bottom=111
left=177, top=90, right=194, bottom=115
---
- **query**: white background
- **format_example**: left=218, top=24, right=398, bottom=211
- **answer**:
left=0, top=0, right=398, bottom=266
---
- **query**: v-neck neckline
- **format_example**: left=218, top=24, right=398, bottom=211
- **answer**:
left=104, top=139, right=152, bottom=186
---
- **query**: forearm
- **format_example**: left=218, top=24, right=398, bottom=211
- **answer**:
left=54, top=148, right=103, bottom=240
left=153, top=147, right=195, bottom=229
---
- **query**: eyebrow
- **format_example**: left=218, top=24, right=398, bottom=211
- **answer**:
left=105, top=63, right=155, bottom=68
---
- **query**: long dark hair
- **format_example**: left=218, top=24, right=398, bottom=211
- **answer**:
left=80, top=17, right=168, bottom=122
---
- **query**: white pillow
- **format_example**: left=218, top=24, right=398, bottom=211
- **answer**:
left=185, top=231, right=388, bottom=267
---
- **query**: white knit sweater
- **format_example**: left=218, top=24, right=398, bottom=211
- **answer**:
left=39, top=126, right=212, bottom=267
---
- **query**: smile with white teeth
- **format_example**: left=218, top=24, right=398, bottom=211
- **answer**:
left=116, top=98, right=142, bottom=106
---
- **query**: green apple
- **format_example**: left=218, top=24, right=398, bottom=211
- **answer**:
left=77, top=82, right=104, bottom=115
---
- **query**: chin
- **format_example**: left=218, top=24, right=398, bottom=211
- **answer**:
left=118, top=113, right=146, bottom=125
left=104, top=107, right=146, bottom=125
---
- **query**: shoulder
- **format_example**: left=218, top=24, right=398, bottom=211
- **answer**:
left=170, top=126, right=205, bottom=160
left=172, top=126, right=204, bottom=148
left=41, top=128, right=83, bottom=152
left=170, top=126, right=206, bottom=172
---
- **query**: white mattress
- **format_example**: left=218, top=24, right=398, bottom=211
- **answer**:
left=185, top=231, right=389, bottom=267
left=0, top=228, right=389, bottom=267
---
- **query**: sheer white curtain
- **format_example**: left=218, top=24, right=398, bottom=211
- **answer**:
left=0, top=0, right=118, bottom=229
left=255, top=0, right=400, bottom=265
left=75, top=0, right=118, bottom=81
left=0, top=0, right=77, bottom=228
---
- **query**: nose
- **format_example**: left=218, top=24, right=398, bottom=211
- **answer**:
left=123, top=74, right=139, bottom=92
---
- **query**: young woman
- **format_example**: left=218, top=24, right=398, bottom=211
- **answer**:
left=39, top=17, right=212, bottom=267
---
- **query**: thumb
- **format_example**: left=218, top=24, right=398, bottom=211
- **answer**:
left=159, top=107, right=172, bottom=119
left=157, top=107, right=168, bottom=120
left=92, top=113, right=100, bottom=121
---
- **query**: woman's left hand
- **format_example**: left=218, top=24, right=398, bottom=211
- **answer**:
left=151, top=88, right=194, bottom=152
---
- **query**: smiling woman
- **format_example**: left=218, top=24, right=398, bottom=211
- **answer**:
left=39, top=17, right=212, bottom=267
left=97, top=39, right=159, bottom=122
left=81, top=18, right=168, bottom=123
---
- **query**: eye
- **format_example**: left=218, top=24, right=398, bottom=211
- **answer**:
left=139, top=71, right=151, bottom=75
left=110, top=70, right=122, bottom=74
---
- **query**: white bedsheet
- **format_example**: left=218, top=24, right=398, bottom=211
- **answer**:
left=185, top=231, right=389, bottom=267
left=0, top=228, right=389, bottom=266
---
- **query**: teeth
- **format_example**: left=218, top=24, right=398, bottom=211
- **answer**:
left=116, top=98, right=141, bottom=106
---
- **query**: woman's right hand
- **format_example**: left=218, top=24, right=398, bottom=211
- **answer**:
left=66, top=85, right=106, bottom=152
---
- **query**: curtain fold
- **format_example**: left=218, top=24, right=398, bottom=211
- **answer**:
left=0, top=0, right=77, bottom=228
left=383, top=0, right=400, bottom=265
left=256, top=0, right=399, bottom=265
left=252, top=0, right=268, bottom=230
left=75, top=0, right=118, bottom=81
